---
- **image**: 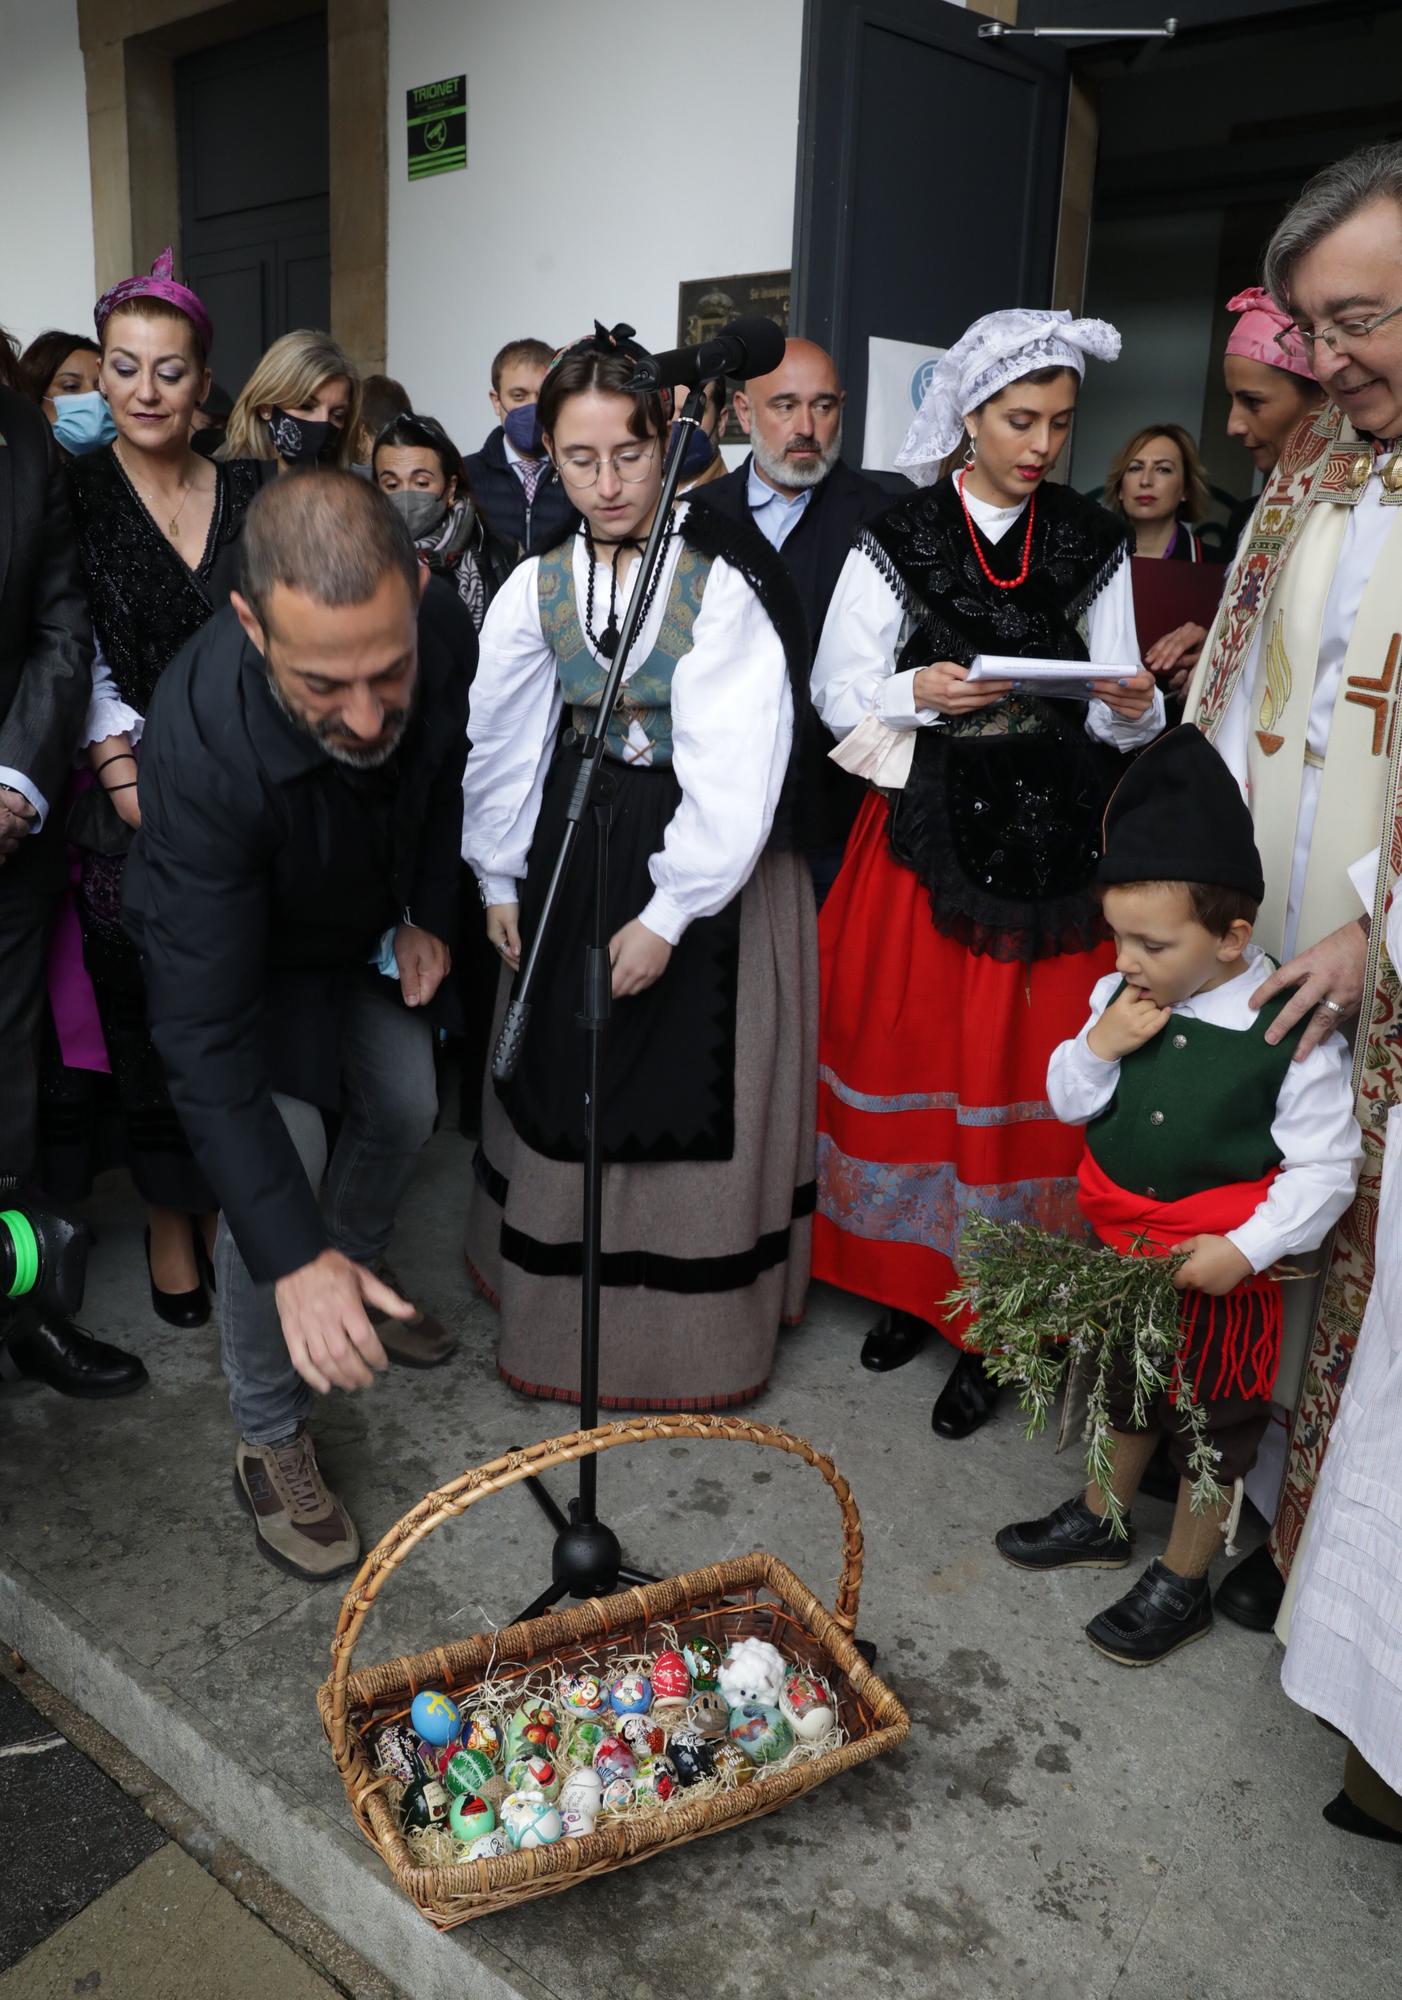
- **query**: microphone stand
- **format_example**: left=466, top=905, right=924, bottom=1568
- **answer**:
left=496, top=385, right=711, bottom=1621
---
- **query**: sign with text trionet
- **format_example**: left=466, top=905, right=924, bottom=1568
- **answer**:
left=406, top=75, right=466, bottom=181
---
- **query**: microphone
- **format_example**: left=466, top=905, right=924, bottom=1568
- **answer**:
left=626, top=316, right=787, bottom=391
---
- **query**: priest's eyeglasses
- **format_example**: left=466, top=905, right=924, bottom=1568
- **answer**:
left=1278, top=300, right=1402, bottom=356
left=555, top=442, right=659, bottom=487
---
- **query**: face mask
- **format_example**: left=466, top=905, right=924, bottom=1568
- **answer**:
left=52, top=392, right=117, bottom=457
left=387, top=489, right=448, bottom=540
left=503, top=403, right=544, bottom=454
left=267, top=407, right=338, bottom=465
left=671, top=420, right=716, bottom=479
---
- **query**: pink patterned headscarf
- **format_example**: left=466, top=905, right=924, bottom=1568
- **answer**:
left=94, top=247, right=214, bottom=358
left=1225, top=287, right=1313, bottom=381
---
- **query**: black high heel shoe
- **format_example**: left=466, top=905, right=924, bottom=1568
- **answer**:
left=144, top=1226, right=210, bottom=1329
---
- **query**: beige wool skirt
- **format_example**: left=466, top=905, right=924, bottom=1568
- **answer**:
left=464, top=850, right=817, bottom=1410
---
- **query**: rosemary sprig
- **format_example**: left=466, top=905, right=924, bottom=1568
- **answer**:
left=944, top=1215, right=1227, bottom=1537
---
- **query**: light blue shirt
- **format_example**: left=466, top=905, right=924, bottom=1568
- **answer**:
left=746, top=457, right=813, bottom=550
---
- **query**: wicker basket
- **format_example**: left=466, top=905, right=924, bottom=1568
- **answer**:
left=318, top=1413, right=911, bottom=1927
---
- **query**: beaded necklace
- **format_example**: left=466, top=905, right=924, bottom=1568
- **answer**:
left=582, top=516, right=674, bottom=658
left=958, top=469, right=1036, bottom=591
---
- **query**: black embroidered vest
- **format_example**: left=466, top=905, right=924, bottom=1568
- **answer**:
left=861, top=477, right=1133, bottom=962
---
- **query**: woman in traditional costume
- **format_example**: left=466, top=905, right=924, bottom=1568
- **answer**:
left=461, top=325, right=815, bottom=1409
left=60, top=252, right=258, bottom=1323
left=811, top=308, right=1164, bottom=1438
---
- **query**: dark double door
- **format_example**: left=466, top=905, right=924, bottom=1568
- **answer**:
left=175, top=11, right=331, bottom=401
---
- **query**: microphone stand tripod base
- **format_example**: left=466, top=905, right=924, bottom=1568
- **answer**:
left=512, top=1474, right=656, bottom=1623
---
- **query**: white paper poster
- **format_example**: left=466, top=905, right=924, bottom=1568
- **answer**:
left=863, top=335, right=945, bottom=474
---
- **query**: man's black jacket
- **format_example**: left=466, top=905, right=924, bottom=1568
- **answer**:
left=463, top=424, right=579, bottom=557
left=690, top=453, right=893, bottom=851
left=0, top=387, right=93, bottom=891
left=123, top=585, right=470, bottom=1283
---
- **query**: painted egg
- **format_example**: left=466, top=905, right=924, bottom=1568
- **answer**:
left=442, top=1747, right=496, bottom=1799
left=466, top=1829, right=512, bottom=1862
left=718, top=1638, right=786, bottom=1709
left=507, top=1698, right=560, bottom=1757
left=560, top=1806, right=596, bottom=1839
left=608, top=1673, right=652, bottom=1716
left=502, top=1791, right=564, bottom=1850
left=601, top=1776, right=634, bottom=1812
left=505, top=1753, right=559, bottom=1801
left=635, top=1755, right=678, bottom=1804
left=410, top=1689, right=462, bottom=1747
left=373, top=1722, right=418, bottom=1785
left=650, top=1650, right=691, bottom=1711
left=669, top=1727, right=715, bottom=1787
left=682, top=1637, right=722, bottom=1689
left=592, top=1735, right=637, bottom=1784
left=448, top=1793, right=496, bottom=1844
left=710, top=1741, right=749, bottom=1786
left=780, top=1667, right=836, bottom=1742
left=465, top=1713, right=502, bottom=1764
left=557, top=1671, right=605, bottom=1718
left=617, top=1713, right=665, bottom=1758
left=401, top=1776, right=451, bottom=1830
left=727, top=1702, right=794, bottom=1766
left=559, top=1767, right=604, bottom=1817
left=687, top=1689, right=730, bottom=1740
left=565, top=1719, right=609, bottom=1761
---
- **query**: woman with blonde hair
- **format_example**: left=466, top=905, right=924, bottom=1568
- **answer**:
left=219, top=329, right=361, bottom=471
left=1105, top=421, right=1209, bottom=560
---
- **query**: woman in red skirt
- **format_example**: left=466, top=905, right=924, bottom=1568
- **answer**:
left=812, top=308, right=1164, bottom=1438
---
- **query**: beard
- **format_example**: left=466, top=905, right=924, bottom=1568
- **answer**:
left=266, top=669, right=412, bottom=769
left=751, top=420, right=844, bottom=491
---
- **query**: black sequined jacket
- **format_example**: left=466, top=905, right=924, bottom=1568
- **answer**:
left=860, top=477, right=1134, bottom=962
left=66, top=447, right=259, bottom=854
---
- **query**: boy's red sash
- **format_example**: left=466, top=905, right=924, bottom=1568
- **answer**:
left=1077, top=1151, right=1283, bottom=1403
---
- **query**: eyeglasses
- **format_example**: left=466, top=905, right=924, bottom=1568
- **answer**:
left=554, top=442, right=658, bottom=488
left=1277, top=300, right=1402, bottom=357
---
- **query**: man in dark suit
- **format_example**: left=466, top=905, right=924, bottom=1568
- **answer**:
left=0, top=380, right=145, bottom=1398
left=689, top=340, right=892, bottom=898
left=124, top=472, right=468, bottom=1579
left=462, top=337, right=579, bottom=557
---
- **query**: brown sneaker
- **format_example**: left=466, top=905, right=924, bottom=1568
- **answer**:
left=234, top=1429, right=361, bottom=1581
left=366, top=1262, right=457, bottom=1370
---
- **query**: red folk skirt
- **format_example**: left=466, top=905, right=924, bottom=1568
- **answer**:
left=813, top=792, right=1113, bottom=1348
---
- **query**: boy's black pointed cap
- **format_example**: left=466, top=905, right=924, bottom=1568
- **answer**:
left=1098, top=724, right=1265, bottom=903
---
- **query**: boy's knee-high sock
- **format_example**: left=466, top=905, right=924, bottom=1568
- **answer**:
left=1163, top=1476, right=1230, bottom=1578
left=1086, top=1429, right=1158, bottom=1517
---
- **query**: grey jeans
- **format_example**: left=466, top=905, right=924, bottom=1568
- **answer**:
left=215, top=975, right=438, bottom=1445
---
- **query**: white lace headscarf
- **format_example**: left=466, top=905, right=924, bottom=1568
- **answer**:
left=894, top=308, right=1122, bottom=486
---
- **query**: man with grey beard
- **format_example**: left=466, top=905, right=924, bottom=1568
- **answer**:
left=123, top=471, right=470, bottom=1579
left=693, top=339, right=893, bottom=901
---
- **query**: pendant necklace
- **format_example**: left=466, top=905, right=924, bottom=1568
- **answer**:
left=115, top=441, right=197, bottom=541
left=959, top=469, right=1036, bottom=590
left=583, top=518, right=674, bottom=657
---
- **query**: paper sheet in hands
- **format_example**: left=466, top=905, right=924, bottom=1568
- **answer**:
left=967, top=654, right=1136, bottom=702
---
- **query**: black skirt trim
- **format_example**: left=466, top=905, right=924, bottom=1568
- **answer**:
left=474, top=1142, right=815, bottom=1295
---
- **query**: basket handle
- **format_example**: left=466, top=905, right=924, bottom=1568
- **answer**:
left=326, top=1413, right=865, bottom=1731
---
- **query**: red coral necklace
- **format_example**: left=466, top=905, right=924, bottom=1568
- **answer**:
left=959, top=469, right=1035, bottom=591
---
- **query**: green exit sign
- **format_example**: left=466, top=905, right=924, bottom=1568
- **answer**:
left=406, top=74, right=466, bottom=181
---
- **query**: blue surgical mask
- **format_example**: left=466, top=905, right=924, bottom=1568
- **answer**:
left=671, top=420, right=716, bottom=479
left=503, top=403, right=544, bottom=455
left=52, top=391, right=117, bottom=457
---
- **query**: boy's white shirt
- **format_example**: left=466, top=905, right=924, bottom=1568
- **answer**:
left=1048, top=944, right=1363, bottom=1274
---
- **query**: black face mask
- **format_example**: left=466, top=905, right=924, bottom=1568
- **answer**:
left=267, top=407, right=338, bottom=465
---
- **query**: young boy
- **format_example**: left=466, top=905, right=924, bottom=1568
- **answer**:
left=462, top=336, right=579, bottom=556
left=995, top=726, right=1362, bottom=1665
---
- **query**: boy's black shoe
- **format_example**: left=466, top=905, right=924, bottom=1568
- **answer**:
left=995, top=1494, right=1134, bottom=1571
left=1086, top=1558, right=1213, bottom=1666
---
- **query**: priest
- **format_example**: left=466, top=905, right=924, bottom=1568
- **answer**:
left=1185, top=139, right=1402, bottom=1631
